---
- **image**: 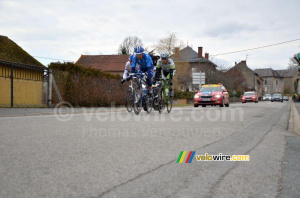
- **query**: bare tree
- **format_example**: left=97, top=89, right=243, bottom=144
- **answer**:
left=288, top=53, right=300, bottom=69
left=117, top=36, right=143, bottom=55
left=153, top=33, right=185, bottom=55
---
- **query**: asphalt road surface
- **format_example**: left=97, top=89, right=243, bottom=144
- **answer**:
left=0, top=101, right=299, bottom=198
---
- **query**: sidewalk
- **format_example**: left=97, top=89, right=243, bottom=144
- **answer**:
left=0, top=107, right=126, bottom=117
left=291, top=102, right=300, bottom=135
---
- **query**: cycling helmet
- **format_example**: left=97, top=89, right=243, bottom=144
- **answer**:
left=134, top=46, right=144, bottom=54
left=161, top=52, right=169, bottom=59
left=129, top=55, right=133, bottom=61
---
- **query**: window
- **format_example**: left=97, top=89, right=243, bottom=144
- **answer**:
left=265, top=80, right=267, bottom=85
left=276, top=80, right=278, bottom=85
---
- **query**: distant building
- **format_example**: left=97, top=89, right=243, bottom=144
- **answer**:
left=76, top=55, right=129, bottom=76
left=275, top=68, right=299, bottom=93
left=226, top=61, right=263, bottom=97
left=254, top=68, right=285, bottom=94
left=170, top=46, right=220, bottom=90
left=171, top=46, right=217, bottom=73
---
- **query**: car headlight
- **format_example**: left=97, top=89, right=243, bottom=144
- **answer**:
left=215, top=94, right=221, bottom=98
left=194, top=95, right=200, bottom=99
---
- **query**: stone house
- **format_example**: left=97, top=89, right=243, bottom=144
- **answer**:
left=254, top=68, right=284, bottom=94
left=226, top=61, right=263, bottom=97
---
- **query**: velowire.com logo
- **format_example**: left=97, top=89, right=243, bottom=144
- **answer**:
left=176, top=151, right=250, bottom=163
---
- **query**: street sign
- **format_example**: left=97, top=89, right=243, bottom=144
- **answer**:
left=192, top=72, right=205, bottom=85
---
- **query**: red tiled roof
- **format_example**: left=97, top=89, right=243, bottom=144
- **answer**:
left=75, top=55, right=129, bottom=72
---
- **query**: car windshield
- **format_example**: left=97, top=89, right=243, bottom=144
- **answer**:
left=265, top=94, right=271, bottom=97
left=273, top=94, right=282, bottom=97
left=200, top=87, right=221, bottom=92
left=244, top=92, right=255, bottom=96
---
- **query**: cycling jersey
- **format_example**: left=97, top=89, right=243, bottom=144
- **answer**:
left=131, top=53, right=153, bottom=71
left=131, top=53, right=154, bottom=87
left=122, top=61, right=140, bottom=79
left=155, top=58, right=176, bottom=80
left=156, top=58, right=175, bottom=72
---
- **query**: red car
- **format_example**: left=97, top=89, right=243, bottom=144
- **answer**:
left=193, top=84, right=230, bottom=107
left=241, top=92, right=258, bottom=103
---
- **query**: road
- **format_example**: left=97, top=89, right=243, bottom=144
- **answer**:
left=0, top=102, right=299, bottom=198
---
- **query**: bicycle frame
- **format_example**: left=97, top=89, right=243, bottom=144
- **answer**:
left=157, top=77, right=170, bottom=102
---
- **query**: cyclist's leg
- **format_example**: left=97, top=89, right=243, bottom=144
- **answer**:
left=146, top=66, right=154, bottom=91
left=163, top=70, right=172, bottom=97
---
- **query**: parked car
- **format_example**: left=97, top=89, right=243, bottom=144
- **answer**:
left=271, top=93, right=283, bottom=102
left=242, top=92, right=258, bottom=103
left=283, top=96, right=289, bottom=101
left=193, top=83, right=230, bottom=107
left=263, top=94, right=272, bottom=101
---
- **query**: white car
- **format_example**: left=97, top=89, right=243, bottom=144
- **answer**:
left=263, top=94, right=272, bottom=101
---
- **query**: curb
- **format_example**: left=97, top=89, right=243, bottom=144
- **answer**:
left=291, top=102, right=300, bottom=135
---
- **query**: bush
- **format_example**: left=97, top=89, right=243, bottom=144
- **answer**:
left=49, top=62, right=126, bottom=107
left=174, top=89, right=194, bottom=100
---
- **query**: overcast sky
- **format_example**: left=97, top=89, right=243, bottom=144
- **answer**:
left=1, top=0, right=299, bottom=70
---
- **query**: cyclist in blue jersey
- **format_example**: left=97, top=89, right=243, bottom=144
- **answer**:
left=131, top=46, right=154, bottom=94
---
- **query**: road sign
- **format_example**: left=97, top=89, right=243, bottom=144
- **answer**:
left=192, top=72, right=205, bottom=85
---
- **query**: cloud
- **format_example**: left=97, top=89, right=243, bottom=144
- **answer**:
left=204, top=22, right=259, bottom=38
left=0, top=0, right=299, bottom=68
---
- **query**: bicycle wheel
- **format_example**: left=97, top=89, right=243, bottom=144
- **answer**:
left=166, top=94, right=173, bottom=113
left=133, top=86, right=143, bottom=115
left=158, top=88, right=165, bottom=114
left=126, top=87, right=133, bottom=112
left=145, top=93, right=152, bottom=114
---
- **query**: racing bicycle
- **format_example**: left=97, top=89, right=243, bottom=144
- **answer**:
left=129, top=72, right=152, bottom=115
left=154, top=77, right=173, bottom=113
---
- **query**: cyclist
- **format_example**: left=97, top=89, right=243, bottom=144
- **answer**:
left=121, top=55, right=140, bottom=84
left=154, top=52, right=176, bottom=96
left=131, top=46, right=154, bottom=94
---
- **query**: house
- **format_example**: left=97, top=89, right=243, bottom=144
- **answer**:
left=0, top=35, right=46, bottom=107
left=170, top=46, right=219, bottom=90
left=76, top=55, right=129, bottom=76
left=171, top=46, right=217, bottom=72
left=226, top=61, right=263, bottom=97
left=254, top=68, right=284, bottom=94
left=275, top=68, right=299, bottom=93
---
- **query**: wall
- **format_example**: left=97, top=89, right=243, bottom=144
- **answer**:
left=272, top=77, right=284, bottom=93
left=0, top=64, right=45, bottom=107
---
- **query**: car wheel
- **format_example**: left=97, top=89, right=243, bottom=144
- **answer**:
left=220, top=98, right=224, bottom=107
left=202, top=105, right=206, bottom=107
left=225, top=99, right=229, bottom=107
left=194, top=104, right=199, bottom=107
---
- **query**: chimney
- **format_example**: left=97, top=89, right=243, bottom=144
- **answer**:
left=174, top=47, right=179, bottom=59
left=205, top=53, right=209, bottom=60
left=241, top=60, right=246, bottom=65
left=235, top=62, right=237, bottom=65
left=198, top=47, right=203, bottom=58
